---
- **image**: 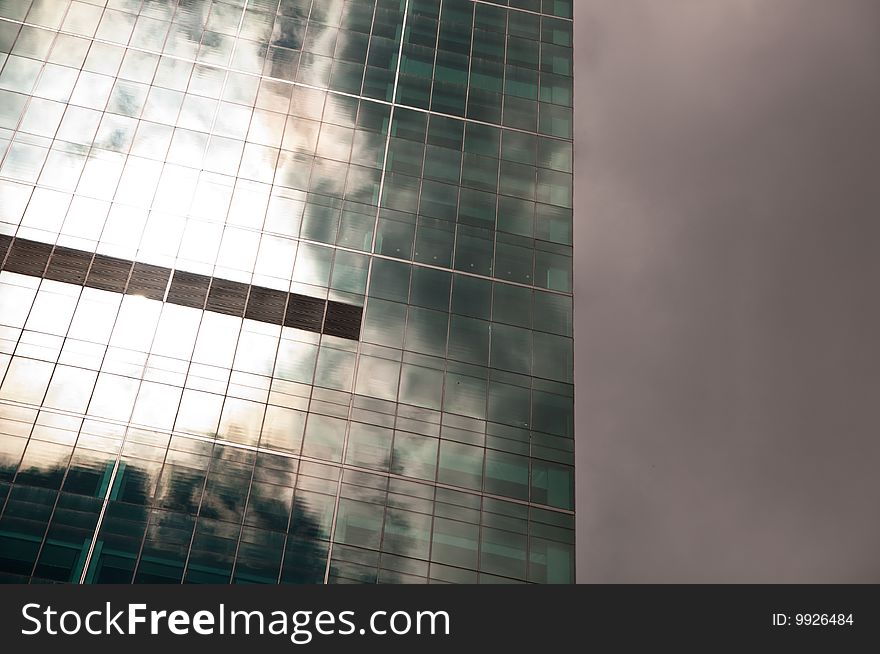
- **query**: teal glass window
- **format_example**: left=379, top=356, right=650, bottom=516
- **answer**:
left=531, top=389, right=573, bottom=438
left=337, top=207, right=375, bottom=250
left=480, top=526, right=527, bottom=579
left=529, top=537, right=574, bottom=583
left=509, top=11, right=540, bottom=40
left=357, top=100, right=392, bottom=133
left=498, top=195, right=536, bottom=237
left=364, top=65, right=395, bottom=101
left=458, top=188, right=497, bottom=227
left=376, top=211, right=415, bottom=258
left=391, top=431, right=438, bottom=481
left=438, top=441, right=483, bottom=491
left=461, top=154, right=499, bottom=193
left=431, top=517, right=478, bottom=569
left=454, top=225, right=494, bottom=276
left=451, top=273, right=491, bottom=319
left=430, top=80, right=467, bottom=116
left=410, top=266, right=451, bottom=310
left=345, top=422, right=393, bottom=471
left=419, top=179, right=459, bottom=221
left=533, top=291, right=573, bottom=336
left=337, top=29, right=370, bottom=61
left=434, top=48, right=468, bottom=88
left=369, top=258, right=411, bottom=302
left=502, top=0, right=541, bottom=13
left=507, top=36, right=539, bottom=69
left=502, top=130, right=538, bottom=165
left=535, top=203, right=572, bottom=244
left=413, top=217, right=455, bottom=266
left=234, top=527, right=285, bottom=584
left=464, top=122, right=501, bottom=156
left=499, top=160, right=537, bottom=200
left=541, top=43, right=572, bottom=76
left=538, top=136, right=573, bottom=172
left=351, top=130, right=387, bottom=168
left=330, top=250, right=369, bottom=294
left=399, top=363, right=444, bottom=410
left=342, top=1, right=376, bottom=31
left=543, top=0, right=573, bottom=20
left=532, top=332, right=573, bottom=382
left=289, top=490, right=336, bottom=543
left=402, top=43, right=435, bottom=75
left=540, top=71, right=572, bottom=106
left=382, top=507, right=432, bottom=560
left=505, top=65, right=539, bottom=99
left=531, top=460, right=573, bottom=510
left=538, top=102, right=572, bottom=138
left=244, top=481, right=294, bottom=532
left=362, top=298, right=407, bottom=348
left=491, top=323, right=533, bottom=375
left=302, top=414, right=347, bottom=463
left=467, top=88, right=503, bottom=124
left=355, top=355, right=400, bottom=401
left=387, top=137, right=425, bottom=174
left=427, top=114, right=464, bottom=148
left=381, top=172, right=420, bottom=213
left=443, top=372, right=488, bottom=420
left=471, top=57, right=504, bottom=92
left=397, top=74, right=432, bottom=108
left=503, top=95, right=538, bottom=131
left=542, top=17, right=573, bottom=46
left=335, top=498, right=383, bottom=549
left=448, top=315, right=490, bottom=365
left=537, top=168, right=572, bottom=208
left=495, top=240, right=535, bottom=284
left=474, top=3, right=507, bottom=32
left=534, top=248, right=572, bottom=292
left=405, top=305, right=448, bottom=357
left=391, top=107, right=428, bottom=141
left=472, top=30, right=505, bottom=62
left=484, top=450, right=529, bottom=500
left=493, top=282, right=532, bottom=328
left=423, top=145, right=462, bottom=183
left=487, top=380, right=530, bottom=429
left=300, top=203, right=340, bottom=244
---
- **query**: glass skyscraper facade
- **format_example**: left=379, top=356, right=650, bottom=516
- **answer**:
left=0, top=0, right=573, bottom=584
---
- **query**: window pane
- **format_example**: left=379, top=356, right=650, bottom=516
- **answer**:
left=335, top=498, right=383, bottom=549
left=437, top=441, right=483, bottom=491
left=484, top=450, right=529, bottom=500
left=391, top=431, right=437, bottom=481
left=345, top=422, right=392, bottom=471
left=302, top=414, right=346, bottom=463
left=431, top=517, right=478, bottom=569
left=382, top=507, right=431, bottom=560
left=531, top=460, right=573, bottom=510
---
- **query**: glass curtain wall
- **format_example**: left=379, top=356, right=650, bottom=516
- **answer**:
left=0, top=0, right=574, bottom=584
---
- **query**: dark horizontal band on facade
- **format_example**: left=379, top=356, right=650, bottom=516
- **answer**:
left=0, top=234, right=362, bottom=341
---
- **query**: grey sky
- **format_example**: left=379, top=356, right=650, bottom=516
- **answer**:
left=574, top=0, right=880, bottom=582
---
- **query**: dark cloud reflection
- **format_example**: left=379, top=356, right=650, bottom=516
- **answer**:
left=575, top=0, right=880, bottom=582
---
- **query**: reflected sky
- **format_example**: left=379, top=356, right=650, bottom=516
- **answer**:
left=0, top=0, right=574, bottom=585
left=1, top=0, right=572, bottom=293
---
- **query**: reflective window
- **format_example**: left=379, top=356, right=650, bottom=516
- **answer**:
left=0, top=0, right=574, bottom=585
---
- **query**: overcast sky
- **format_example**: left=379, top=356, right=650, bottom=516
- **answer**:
left=574, top=0, right=880, bottom=582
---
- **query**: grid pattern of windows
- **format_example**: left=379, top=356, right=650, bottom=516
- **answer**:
left=0, top=0, right=573, bottom=584
left=0, top=233, right=364, bottom=337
